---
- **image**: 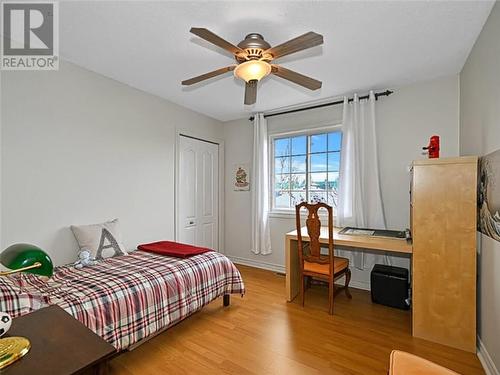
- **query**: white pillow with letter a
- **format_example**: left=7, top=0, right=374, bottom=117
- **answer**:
left=70, top=219, right=128, bottom=260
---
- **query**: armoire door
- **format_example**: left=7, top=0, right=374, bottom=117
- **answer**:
left=176, top=135, right=219, bottom=250
left=411, top=156, right=477, bottom=352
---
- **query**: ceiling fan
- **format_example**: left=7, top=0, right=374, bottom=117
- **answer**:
left=182, top=28, right=323, bottom=105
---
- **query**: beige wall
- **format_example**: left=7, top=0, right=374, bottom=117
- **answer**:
left=224, top=75, right=460, bottom=288
left=460, top=2, right=500, bottom=371
left=0, top=60, right=223, bottom=265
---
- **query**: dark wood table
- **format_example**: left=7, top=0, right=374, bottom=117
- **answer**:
left=3, top=305, right=116, bottom=375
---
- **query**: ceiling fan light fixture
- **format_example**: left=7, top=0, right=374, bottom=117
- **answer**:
left=234, top=60, right=271, bottom=83
left=183, top=28, right=324, bottom=104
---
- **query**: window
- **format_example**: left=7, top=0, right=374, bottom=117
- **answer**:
left=272, top=130, right=342, bottom=211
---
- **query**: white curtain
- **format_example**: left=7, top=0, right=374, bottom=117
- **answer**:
left=337, top=91, right=389, bottom=269
left=251, top=113, right=272, bottom=255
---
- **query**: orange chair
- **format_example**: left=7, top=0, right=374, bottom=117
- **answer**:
left=389, top=350, right=460, bottom=375
left=295, top=202, right=351, bottom=315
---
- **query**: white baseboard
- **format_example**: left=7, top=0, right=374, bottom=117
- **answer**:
left=228, top=256, right=371, bottom=291
left=228, top=256, right=285, bottom=274
left=347, top=280, right=370, bottom=291
left=478, top=337, right=500, bottom=375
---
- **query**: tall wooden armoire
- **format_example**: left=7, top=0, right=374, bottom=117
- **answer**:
left=411, top=156, right=478, bottom=352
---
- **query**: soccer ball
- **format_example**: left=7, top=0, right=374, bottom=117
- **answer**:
left=0, top=312, right=12, bottom=337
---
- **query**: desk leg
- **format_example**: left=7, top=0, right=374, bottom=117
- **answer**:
left=285, top=237, right=299, bottom=302
left=95, top=361, right=108, bottom=375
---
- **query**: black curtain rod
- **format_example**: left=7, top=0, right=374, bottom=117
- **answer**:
left=248, top=89, right=393, bottom=121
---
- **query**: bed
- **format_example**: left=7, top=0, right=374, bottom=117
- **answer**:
left=0, top=250, right=245, bottom=350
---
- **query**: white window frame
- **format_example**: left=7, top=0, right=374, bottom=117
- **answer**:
left=268, top=123, right=342, bottom=218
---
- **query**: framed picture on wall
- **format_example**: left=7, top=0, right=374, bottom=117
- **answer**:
left=478, top=149, right=500, bottom=242
left=233, top=163, right=250, bottom=191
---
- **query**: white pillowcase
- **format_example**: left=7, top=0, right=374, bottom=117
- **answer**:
left=70, top=219, right=128, bottom=260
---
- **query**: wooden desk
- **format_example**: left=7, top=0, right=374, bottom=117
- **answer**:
left=4, top=305, right=116, bottom=375
left=285, top=226, right=412, bottom=302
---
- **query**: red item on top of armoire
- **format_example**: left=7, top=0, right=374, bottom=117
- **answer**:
left=422, top=135, right=440, bottom=158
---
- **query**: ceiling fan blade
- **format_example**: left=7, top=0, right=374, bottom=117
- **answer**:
left=271, top=65, right=322, bottom=90
left=244, top=81, right=257, bottom=105
left=190, top=27, right=245, bottom=56
left=182, top=66, right=236, bottom=85
left=264, top=32, right=323, bottom=60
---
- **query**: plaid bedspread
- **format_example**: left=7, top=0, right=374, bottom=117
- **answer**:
left=0, top=250, right=244, bottom=350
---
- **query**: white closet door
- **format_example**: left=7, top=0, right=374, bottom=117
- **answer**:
left=177, top=135, right=219, bottom=250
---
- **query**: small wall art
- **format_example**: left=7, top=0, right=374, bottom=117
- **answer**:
left=233, top=163, right=250, bottom=191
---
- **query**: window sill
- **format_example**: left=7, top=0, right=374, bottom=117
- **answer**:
left=268, top=210, right=337, bottom=221
left=268, top=210, right=296, bottom=219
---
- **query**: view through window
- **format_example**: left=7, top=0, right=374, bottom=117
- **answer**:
left=273, top=130, right=342, bottom=210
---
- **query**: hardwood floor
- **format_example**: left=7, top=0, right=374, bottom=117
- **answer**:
left=109, top=265, right=484, bottom=375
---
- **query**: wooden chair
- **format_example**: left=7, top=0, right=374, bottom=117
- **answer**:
left=295, top=202, right=352, bottom=315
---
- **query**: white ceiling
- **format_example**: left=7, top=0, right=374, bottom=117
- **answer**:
left=59, top=1, right=494, bottom=122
